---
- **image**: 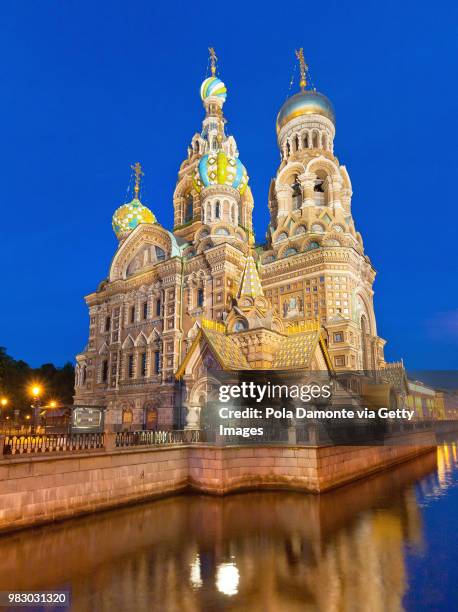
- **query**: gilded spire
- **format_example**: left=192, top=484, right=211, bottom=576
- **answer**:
left=131, top=162, right=144, bottom=199
left=209, top=47, right=217, bottom=76
left=238, top=255, right=264, bottom=299
left=295, top=48, right=308, bottom=91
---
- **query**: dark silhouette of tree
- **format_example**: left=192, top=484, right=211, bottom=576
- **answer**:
left=0, top=347, right=74, bottom=415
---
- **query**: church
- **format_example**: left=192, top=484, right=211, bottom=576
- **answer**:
left=74, top=49, right=400, bottom=432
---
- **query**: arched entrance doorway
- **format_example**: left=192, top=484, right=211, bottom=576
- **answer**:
left=121, top=407, right=133, bottom=431
left=143, top=402, right=158, bottom=431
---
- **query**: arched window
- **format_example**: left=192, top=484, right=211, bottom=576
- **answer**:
left=214, top=200, right=221, bottom=219
left=184, top=195, right=193, bottom=223
left=215, top=228, right=230, bottom=236
left=206, top=202, right=211, bottom=223
left=284, top=248, right=297, bottom=257
left=295, top=225, right=306, bottom=235
left=303, top=133, right=309, bottom=148
left=311, top=223, right=324, bottom=233
left=101, top=359, right=108, bottom=383
left=233, top=320, right=247, bottom=332
left=313, top=170, right=329, bottom=205
left=195, top=141, right=200, bottom=153
left=322, top=133, right=328, bottom=150
left=294, top=135, right=299, bottom=151
left=305, top=241, right=320, bottom=251
left=276, top=232, right=288, bottom=242
left=291, top=176, right=302, bottom=209
left=313, top=131, right=319, bottom=148
left=230, top=203, right=235, bottom=223
left=197, top=288, right=204, bottom=307
left=155, top=247, right=165, bottom=261
left=361, top=315, right=369, bottom=370
left=286, top=141, right=291, bottom=157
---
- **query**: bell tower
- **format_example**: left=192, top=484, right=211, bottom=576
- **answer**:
left=260, top=50, right=386, bottom=371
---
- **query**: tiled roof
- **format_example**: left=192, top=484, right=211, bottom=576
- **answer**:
left=202, top=329, right=251, bottom=370
left=272, top=330, right=321, bottom=369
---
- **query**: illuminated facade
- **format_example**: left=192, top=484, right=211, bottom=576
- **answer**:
left=74, top=49, right=390, bottom=431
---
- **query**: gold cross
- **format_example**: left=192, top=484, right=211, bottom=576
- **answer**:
left=209, top=47, right=217, bottom=76
left=131, top=162, right=144, bottom=198
left=295, top=48, right=308, bottom=91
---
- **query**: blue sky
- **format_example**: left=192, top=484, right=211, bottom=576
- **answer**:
left=0, top=0, right=457, bottom=368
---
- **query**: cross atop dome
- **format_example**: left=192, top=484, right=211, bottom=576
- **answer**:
left=209, top=47, right=217, bottom=76
left=295, top=48, right=308, bottom=91
left=131, top=162, right=144, bottom=199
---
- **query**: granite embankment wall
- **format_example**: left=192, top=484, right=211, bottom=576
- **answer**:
left=0, top=431, right=435, bottom=532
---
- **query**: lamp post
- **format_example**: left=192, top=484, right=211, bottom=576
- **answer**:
left=30, top=385, right=42, bottom=434
left=0, top=398, right=8, bottom=431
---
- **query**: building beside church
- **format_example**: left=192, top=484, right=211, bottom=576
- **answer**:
left=74, top=50, right=396, bottom=432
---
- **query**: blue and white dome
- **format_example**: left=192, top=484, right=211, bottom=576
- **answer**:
left=200, top=76, right=227, bottom=103
left=193, top=150, right=248, bottom=194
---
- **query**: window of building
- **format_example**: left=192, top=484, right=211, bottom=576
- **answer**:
left=130, top=306, right=135, bottom=324
left=335, top=355, right=346, bottom=367
left=154, top=350, right=160, bottom=373
left=128, top=354, right=134, bottom=378
left=156, top=298, right=161, bottom=317
left=142, top=301, right=148, bottom=320
left=334, top=331, right=344, bottom=343
left=215, top=200, right=221, bottom=219
left=102, top=359, right=108, bottom=382
left=184, top=196, right=193, bottom=223
left=155, top=247, right=165, bottom=262
left=104, top=316, right=111, bottom=332
left=140, top=352, right=147, bottom=377
left=291, top=177, right=302, bottom=209
left=197, top=288, right=204, bottom=307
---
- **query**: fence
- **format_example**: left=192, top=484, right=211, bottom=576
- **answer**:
left=2, top=432, right=105, bottom=455
left=1, top=430, right=202, bottom=455
left=115, top=429, right=200, bottom=448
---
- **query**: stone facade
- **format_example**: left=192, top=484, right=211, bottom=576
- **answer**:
left=74, top=58, right=390, bottom=431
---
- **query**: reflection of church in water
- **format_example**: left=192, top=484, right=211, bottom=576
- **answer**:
left=74, top=49, right=401, bottom=431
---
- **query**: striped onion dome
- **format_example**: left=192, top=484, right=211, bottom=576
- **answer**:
left=193, top=150, right=248, bottom=194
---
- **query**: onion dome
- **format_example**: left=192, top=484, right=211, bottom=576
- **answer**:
left=112, top=197, right=156, bottom=240
left=200, top=76, right=227, bottom=103
left=276, top=90, right=335, bottom=134
left=193, top=150, right=248, bottom=194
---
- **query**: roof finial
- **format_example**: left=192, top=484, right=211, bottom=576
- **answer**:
left=131, top=162, right=144, bottom=199
left=295, top=48, right=308, bottom=91
left=209, top=47, right=217, bottom=77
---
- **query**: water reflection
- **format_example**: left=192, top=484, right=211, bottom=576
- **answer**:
left=0, top=444, right=457, bottom=611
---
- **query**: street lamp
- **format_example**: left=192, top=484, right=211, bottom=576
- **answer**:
left=0, top=397, right=8, bottom=431
left=29, top=384, right=43, bottom=434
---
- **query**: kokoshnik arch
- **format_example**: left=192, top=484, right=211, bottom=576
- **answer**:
left=74, top=48, right=402, bottom=432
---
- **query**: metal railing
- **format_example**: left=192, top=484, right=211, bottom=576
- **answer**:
left=2, top=432, right=105, bottom=455
left=115, top=429, right=200, bottom=448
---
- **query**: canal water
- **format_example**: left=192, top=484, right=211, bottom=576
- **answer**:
left=0, top=438, right=457, bottom=612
